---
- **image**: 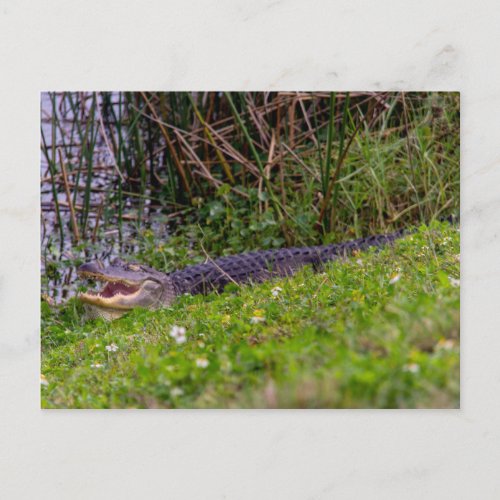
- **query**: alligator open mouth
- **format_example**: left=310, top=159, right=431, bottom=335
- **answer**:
left=78, top=273, right=143, bottom=310
left=76, top=259, right=171, bottom=321
left=76, top=259, right=172, bottom=320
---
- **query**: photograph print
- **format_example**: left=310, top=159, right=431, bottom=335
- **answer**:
left=41, top=91, right=460, bottom=409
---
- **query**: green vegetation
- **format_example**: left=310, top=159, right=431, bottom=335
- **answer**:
left=41, top=92, right=460, bottom=298
left=41, top=92, right=459, bottom=252
left=41, top=221, right=459, bottom=409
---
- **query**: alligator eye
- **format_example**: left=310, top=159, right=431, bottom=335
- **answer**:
left=128, top=264, right=141, bottom=271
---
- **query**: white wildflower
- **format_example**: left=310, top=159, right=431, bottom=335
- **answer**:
left=105, top=343, right=119, bottom=352
left=250, top=316, right=265, bottom=324
left=403, top=363, right=420, bottom=374
left=356, top=259, right=363, bottom=266
left=170, top=325, right=187, bottom=344
left=40, top=374, right=49, bottom=386
left=271, top=286, right=283, bottom=297
left=389, top=274, right=401, bottom=285
left=171, top=387, right=184, bottom=397
left=195, top=357, right=209, bottom=368
left=449, top=277, right=460, bottom=287
left=90, top=363, right=104, bottom=369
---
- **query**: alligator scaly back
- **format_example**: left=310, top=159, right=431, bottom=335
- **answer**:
left=170, top=229, right=406, bottom=295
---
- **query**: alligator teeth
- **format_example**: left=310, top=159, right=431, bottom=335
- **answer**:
left=100, top=281, right=140, bottom=298
left=81, top=281, right=140, bottom=300
left=79, top=285, right=142, bottom=308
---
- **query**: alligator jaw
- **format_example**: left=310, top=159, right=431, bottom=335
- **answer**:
left=76, top=260, right=168, bottom=320
left=78, top=273, right=143, bottom=311
left=79, top=278, right=142, bottom=309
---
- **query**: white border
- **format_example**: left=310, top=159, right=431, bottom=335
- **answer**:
left=1, top=0, right=499, bottom=497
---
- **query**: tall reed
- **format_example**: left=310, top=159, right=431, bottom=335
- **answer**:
left=40, top=92, right=460, bottom=249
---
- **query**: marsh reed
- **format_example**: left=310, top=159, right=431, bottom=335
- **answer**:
left=41, top=91, right=460, bottom=250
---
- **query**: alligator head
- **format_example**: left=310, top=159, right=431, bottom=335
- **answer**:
left=77, top=258, right=176, bottom=320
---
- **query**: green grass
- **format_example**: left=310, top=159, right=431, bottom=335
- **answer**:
left=41, top=221, right=460, bottom=409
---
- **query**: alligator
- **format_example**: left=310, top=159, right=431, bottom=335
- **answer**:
left=77, top=229, right=409, bottom=320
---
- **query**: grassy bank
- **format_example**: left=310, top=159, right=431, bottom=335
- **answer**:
left=41, top=221, right=459, bottom=409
